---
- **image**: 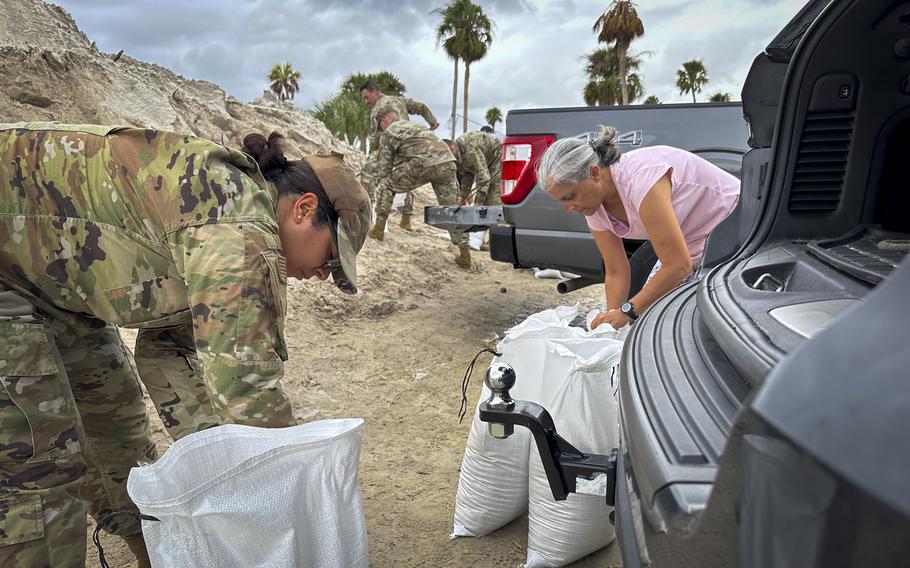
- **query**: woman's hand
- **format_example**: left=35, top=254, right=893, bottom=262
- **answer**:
left=591, top=309, right=631, bottom=330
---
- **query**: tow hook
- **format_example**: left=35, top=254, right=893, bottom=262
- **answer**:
left=479, top=361, right=619, bottom=505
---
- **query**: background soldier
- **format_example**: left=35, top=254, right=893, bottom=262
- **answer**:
left=446, top=130, right=503, bottom=206
left=361, top=112, right=471, bottom=269
left=0, top=124, right=370, bottom=567
left=360, top=79, right=439, bottom=232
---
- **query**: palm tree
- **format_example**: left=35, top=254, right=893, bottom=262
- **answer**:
left=709, top=91, right=732, bottom=102
left=434, top=0, right=494, bottom=135
left=593, top=1, right=644, bottom=105
left=268, top=63, right=301, bottom=102
left=643, top=94, right=660, bottom=104
left=485, top=107, right=502, bottom=130
left=582, top=47, right=644, bottom=106
left=341, top=71, right=406, bottom=97
left=312, top=92, right=368, bottom=148
left=676, top=59, right=709, bottom=103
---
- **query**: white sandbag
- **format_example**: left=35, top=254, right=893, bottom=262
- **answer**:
left=127, top=420, right=367, bottom=568
left=453, top=306, right=585, bottom=538
left=468, top=230, right=486, bottom=251
left=525, top=338, right=624, bottom=567
left=533, top=268, right=581, bottom=280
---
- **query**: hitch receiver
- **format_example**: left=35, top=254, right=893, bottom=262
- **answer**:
left=479, top=361, right=619, bottom=505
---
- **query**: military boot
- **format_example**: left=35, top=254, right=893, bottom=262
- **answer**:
left=368, top=219, right=386, bottom=241
left=455, top=246, right=472, bottom=269
left=399, top=214, right=414, bottom=231
left=123, top=533, right=152, bottom=568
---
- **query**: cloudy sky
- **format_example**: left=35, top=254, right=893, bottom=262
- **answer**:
left=55, top=0, right=807, bottom=132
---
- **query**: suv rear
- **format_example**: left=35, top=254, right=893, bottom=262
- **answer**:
left=616, top=0, right=910, bottom=565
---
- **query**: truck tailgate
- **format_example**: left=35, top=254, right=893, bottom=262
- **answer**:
left=423, top=205, right=504, bottom=232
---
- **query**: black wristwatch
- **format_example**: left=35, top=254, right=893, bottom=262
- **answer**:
left=620, top=301, right=639, bottom=321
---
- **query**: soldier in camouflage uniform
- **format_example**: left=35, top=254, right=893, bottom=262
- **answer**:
left=447, top=130, right=503, bottom=206
left=361, top=79, right=439, bottom=232
left=360, top=112, right=471, bottom=269
left=0, top=123, right=371, bottom=567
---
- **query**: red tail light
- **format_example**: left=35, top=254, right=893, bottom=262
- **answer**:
left=500, top=134, right=555, bottom=205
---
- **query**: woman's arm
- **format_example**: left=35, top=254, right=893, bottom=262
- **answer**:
left=592, top=229, right=630, bottom=309
left=590, top=229, right=630, bottom=330
left=631, top=174, right=692, bottom=311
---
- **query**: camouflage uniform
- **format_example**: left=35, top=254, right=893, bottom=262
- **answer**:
left=365, top=95, right=439, bottom=216
left=0, top=123, right=295, bottom=565
left=455, top=131, right=502, bottom=205
left=360, top=121, right=466, bottom=247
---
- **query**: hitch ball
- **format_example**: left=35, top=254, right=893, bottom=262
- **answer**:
left=484, top=362, right=516, bottom=439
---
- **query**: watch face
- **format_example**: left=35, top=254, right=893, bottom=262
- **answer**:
left=621, top=302, right=632, bottom=313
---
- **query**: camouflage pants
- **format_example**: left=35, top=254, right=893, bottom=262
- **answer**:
left=135, top=321, right=221, bottom=440
left=374, top=161, right=467, bottom=247
left=0, top=284, right=156, bottom=568
left=361, top=152, right=414, bottom=215
left=481, top=160, right=502, bottom=206
left=460, top=162, right=503, bottom=206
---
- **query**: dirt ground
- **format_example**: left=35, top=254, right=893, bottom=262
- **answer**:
left=86, top=189, right=622, bottom=568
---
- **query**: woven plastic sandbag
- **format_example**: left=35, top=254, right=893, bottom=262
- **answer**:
left=127, top=419, right=367, bottom=568
left=453, top=306, right=586, bottom=537
left=525, top=336, right=623, bottom=567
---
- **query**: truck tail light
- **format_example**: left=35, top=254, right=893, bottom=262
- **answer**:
left=500, top=134, right=555, bottom=205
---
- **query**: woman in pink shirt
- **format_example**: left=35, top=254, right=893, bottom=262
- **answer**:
left=538, top=126, right=740, bottom=330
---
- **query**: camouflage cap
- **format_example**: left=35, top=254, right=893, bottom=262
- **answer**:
left=305, top=154, right=371, bottom=294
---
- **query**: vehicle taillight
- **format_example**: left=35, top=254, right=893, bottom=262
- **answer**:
left=500, top=134, right=555, bottom=205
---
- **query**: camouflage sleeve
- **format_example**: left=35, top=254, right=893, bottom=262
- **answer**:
left=404, top=97, right=439, bottom=129
left=465, top=146, right=490, bottom=198
left=368, top=132, right=381, bottom=154
left=367, top=107, right=381, bottom=154
left=459, top=172, right=475, bottom=202
left=166, top=221, right=295, bottom=428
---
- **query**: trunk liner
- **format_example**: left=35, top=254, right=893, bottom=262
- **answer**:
left=807, top=225, right=909, bottom=284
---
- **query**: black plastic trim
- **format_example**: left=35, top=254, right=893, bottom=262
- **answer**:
left=615, top=451, right=645, bottom=568
left=489, top=225, right=517, bottom=266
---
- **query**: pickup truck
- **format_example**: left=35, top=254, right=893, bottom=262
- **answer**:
left=476, top=0, right=910, bottom=566
left=426, top=102, right=748, bottom=295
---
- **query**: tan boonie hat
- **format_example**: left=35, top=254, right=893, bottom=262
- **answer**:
left=305, top=153, right=371, bottom=294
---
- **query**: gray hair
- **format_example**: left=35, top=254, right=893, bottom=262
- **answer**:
left=537, top=126, right=622, bottom=190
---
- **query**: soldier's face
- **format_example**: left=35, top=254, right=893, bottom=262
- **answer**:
left=380, top=115, right=395, bottom=130
left=362, top=89, right=380, bottom=106
left=277, top=193, right=339, bottom=281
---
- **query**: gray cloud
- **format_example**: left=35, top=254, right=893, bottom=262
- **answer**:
left=55, top=0, right=806, bottom=131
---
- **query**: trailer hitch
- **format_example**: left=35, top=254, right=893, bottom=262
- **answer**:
left=479, top=361, right=619, bottom=505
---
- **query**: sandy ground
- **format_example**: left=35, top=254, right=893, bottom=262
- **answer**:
left=86, top=189, right=622, bottom=568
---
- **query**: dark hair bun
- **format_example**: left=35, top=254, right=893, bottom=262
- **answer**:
left=242, top=131, right=289, bottom=181
left=590, top=125, right=622, bottom=166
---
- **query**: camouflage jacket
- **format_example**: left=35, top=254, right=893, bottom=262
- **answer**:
left=373, top=121, right=454, bottom=180
left=455, top=131, right=502, bottom=197
left=368, top=95, right=439, bottom=152
left=0, top=123, right=289, bottom=393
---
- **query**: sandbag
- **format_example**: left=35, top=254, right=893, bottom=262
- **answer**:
left=525, top=337, right=623, bottom=567
left=452, top=306, right=585, bottom=537
left=127, top=420, right=367, bottom=568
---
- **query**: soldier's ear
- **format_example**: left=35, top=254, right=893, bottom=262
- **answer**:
left=292, top=192, right=319, bottom=222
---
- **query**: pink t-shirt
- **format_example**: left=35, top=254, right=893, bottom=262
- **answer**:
left=585, top=145, right=740, bottom=264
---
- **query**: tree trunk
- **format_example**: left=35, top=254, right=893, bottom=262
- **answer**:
left=618, top=41, right=629, bottom=105
left=450, top=58, right=459, bottom=139
left=463, top=62, right=471, bottom=134
left=692, top=89, right=696, bottom=104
